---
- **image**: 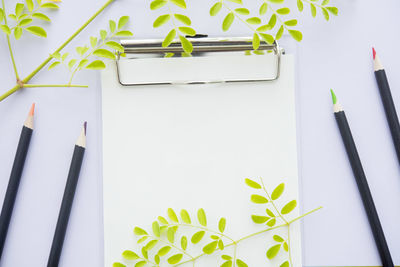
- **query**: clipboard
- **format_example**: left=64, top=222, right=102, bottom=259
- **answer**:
left=102, top=36, right=301, bottom=267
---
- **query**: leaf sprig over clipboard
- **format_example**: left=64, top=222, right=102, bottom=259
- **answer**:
left=113, top=178, right=322, bottom=267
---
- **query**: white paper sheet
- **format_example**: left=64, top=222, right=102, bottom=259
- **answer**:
left=102, top=54, right=301, bottom=267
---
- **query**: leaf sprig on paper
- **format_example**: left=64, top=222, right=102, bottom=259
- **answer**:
left=0, top=0, right=59, bottom=40
left=113, top=178, right=322, bottom=267
left=48, top=16, right=133, bottom=84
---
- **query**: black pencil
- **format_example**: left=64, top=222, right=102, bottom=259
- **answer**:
left=331, top=90, right=394, bottom=267
left=47, top=122, right=86, bottom=267
left=373, top=48, right=400, bottom=167
left=0, top=103, right=35, bottom=261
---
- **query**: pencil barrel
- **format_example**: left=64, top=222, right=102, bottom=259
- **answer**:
left=47, top=145, right=85, bottom=267
left=0, top=126, right=32, bottom=260
left=375, top=69, right=400, bottom=165
left=334, top=111, right=394, bottom=267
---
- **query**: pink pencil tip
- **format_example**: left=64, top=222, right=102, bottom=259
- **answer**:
left=372, top=47, right=376, bottom=60
left=83, top=121, right=87, bottom=135
left=29, top=103, right=35, bottom=116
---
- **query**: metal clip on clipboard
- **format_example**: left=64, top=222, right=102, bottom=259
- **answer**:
left=116, top=36, right=283, bottom=86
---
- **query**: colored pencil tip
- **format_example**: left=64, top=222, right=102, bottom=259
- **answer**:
left=330, top=89, right=337, bottom=105
left=29, top=103, right=35, bottom=116
left=83, top=121, right=87, bottom=135
left=372, top=47, right=376, bottom=60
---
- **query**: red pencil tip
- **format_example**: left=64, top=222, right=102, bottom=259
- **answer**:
left=29, top=103, right=35, bottom=116
left=372, top=47, right=376, bottom=60
left=83, top=121, right=87, bottom=135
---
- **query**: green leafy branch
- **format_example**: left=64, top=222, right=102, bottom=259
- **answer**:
left=113, top=178, right=322, bottom=267
left=296, top=0, right=338, bottom=20
left=150, top=0, right=196, bottom=54
left=48, top=16, right=133, bottom=85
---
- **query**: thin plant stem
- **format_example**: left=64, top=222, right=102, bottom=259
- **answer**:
left=0, top=0, right=115, bottom=102
left=287, top=224, right=293, bottom=267
left=169, top=223, right=236, bottom=243
left=23, top=84, right=88, bottom=88
left=260, top=177, right=289, bottom=225
left=2, top=0, right=20, bottom=80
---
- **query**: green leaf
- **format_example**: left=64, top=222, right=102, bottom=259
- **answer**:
left=235, top=8, right=249, bottom=15
left=266, top=244, right=281, bottom=259
left=77, top=59, right=89, bottom=69
left=266, top=208, right=275, bottom=217
left=268, top=14, right=277, bottom=29
left=76, top=46, right=89, bottom=56
left=266, top=218, right=276, bottom=227
left=145, top=239, right=158, bottom=250
left=167, top=226, right=177, bottom=243
left=118, top=16, right=129, bottom=29
left=210, top=2, right=222, bottom=16
left=141, top=247, right=148, bottom=259
left=197, top=208, right=207, bottom=226
left=155, top=255, right=160, bottom=264
left=1, top=25, right=11, bottom=35
left=191, top=231, right=205, bottom=244
left=41, top=2, right=59, bottom=9
left=181, top=236, right=187, bottom=250
left=115, top=30, right=133, bottom=37
left=168, top=254, right=183, bottom=264
left=168, top=208, right=179, bottom=223
left=26, top=26, right=46, bottom=37
left=257, top=24, right=270, bottom=32
left=109, top=20, right=116, bottom=33
left=268, top=0, right=284, bottom=3
left=281, top=200, right=298, bottom=214
left=271, top=183, right=284, bottom=200
left=259, top=3, right=268, bottom=15
left=288, top=30, right=302, bottom=42
left=48, top=61, right=60, bottom=70
left=203, top=241, right=218, bottom=254
left=259, top=33, right=274, bottom=44
left=297, top=0, right=303, bottom=11
left=251, top=194, right=268, bottom=204
left=326, top=7, right=338, bottom=15
left=158, top=216, right=169, bottom=224
left=273, top=235, right=284, bottom=242
left=0, top=8, right=4, bottom=23
left=180, top=209, right=191, bottom=224
left=171, top=0, right=186, bottom=8
left=236, top=259, right=248, bottom=267
left=93, top=48, right=115, bottom=59
left=218, top=239, right=224, bottom=250
left=153, top=14, right=170, bottom=28
left=134, top=227, right=148, bottom=236
left=226, top=0, right=242, bottom=3
left=150, top=0, right=167, bottom=10
left=276, top=8, right=290, bottom=15
left=13, top=27, right=22, bottom=39
left=284, top=19, right=298, bottom=26
left=122, top=250, right=140, bottom=260
left=90, top=36, right=98, bottom=48
left=218, top=218, right=226, bottom=233
left=113, top=263, right=126, bottom=267
left=245, top=178, right=261, bottom=189
left=211, top=235, right=219, bottom=240
left=310, top=3, right=317, bottom=17
left=221, top=260, right=232, bottom=267
left=222, top=12, right=234, bottom=31
left=137, top=236, right=148, bottom=244
left=222, top=255, right=232, bottom=260
left=61, top=53, right=69, bottom=61
left=15, top=3, right=25, bottom=18
left=100, top=29, right=107, bottom=40
left=322, top=0, right=330, bottom=5
left=179, top=26, right=196, bottom=36
left=251, top=215, right=269, bottom=224
left=68, top=59, right=77, bottom=69
left=322, top=8, right=329, bottom=21
left=106, top=41, right=124, bottom=52
left=157, top=246, right=171, bottom=256
left=162, top=29, right=176, bottom=47
left=32, top=13, right=50, bottom=21
left=134, top=261, right=146, bottom=267
left=174, top=14, right=191, bottom=25
left=152, top=221, right=160, bottom=237
left=246, top=17, right=261, bottom=25
left=19, top=18, right=32, bottom=26
left=276, top=25, right=284, bottom=40
left=8, top=14, right=17, bottom=21
left=280, top=261, right=290, bottom=267
left=283, top=242, right=288, bottom=252
left=26, top=0, right=34, bottom=12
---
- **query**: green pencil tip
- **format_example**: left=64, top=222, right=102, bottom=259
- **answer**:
left=330, top=89, right=337, bottom=104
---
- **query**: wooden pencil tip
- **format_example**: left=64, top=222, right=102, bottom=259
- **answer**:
left=29, top=103, right=35, bottom=116
left=330, top=89, right=337, bottom=105
left=372, top=47, right=376, bottom=60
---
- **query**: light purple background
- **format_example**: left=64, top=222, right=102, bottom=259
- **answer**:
left=0, top=0, right=399, bottom=266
